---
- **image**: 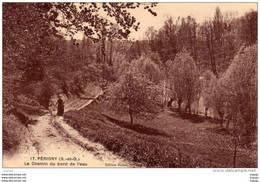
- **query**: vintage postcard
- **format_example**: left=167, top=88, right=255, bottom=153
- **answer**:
left=2, top=2, right=257, bottom=171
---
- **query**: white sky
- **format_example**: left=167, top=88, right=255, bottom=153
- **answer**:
left=71, top=2, right=257, bottom=40
left=128, top=3, right=257, bottom=40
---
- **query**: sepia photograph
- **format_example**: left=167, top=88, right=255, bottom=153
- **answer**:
left=2, top=1, right=257, bottom=172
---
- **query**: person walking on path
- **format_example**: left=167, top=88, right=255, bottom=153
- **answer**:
left=49, top=100, right=54, bottom=116
left=56, top=95, right=64, bottom=116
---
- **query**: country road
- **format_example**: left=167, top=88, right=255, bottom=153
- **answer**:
left=3, top=92, right=133, bottom=168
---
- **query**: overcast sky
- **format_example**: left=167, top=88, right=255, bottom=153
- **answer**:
left=128, top=3, right=257, bottom=40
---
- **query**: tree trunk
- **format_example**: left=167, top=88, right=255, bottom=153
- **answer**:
left=178, top=100, right=182, bottom=113
left=219, top=114, right=224, bottom=128
left=109, top=39, right=113, bottom=66
left=226, top=120, right=230, bottom=128
left=129, top=111, right=134, bottom=125
left=188, top=105, right=191, bottom=114
left=82, top=36, right=85, bottom=62
left=196, top=93, right=200, bottom=115
left=163, top=79, right=166, bottom=105
left=205, top=26, right=218, bottom=78
left=210, top=27, right=218, bottom=78
left=101, top=37, right=106, bottom=64
left=193, top=26, right=197, bottom=61
left=189, top=27, right=193, bottom=57
left=205, top=107, right=208, bottom=117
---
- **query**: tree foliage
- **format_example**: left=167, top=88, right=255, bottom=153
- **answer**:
left=144, top=8, right=257, bottom=77
left=3, top=2, right=158, bottom=111
left=50, top=3, right=157, bottom=40
left=204, top=44, right=257, bottom=133
left=170, top=49, right=199, bottom=113
left=220, top=44, right=257, bottom=134
left=112, top=56, right=163, bottom=124
left=3, top=3, right=59, bottom=111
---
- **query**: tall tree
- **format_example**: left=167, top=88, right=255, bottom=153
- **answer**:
left=200, top=19, right=218, bottom=77
left=112, top=56, right=162, bottom=125
left=177, top=16, right=198, bottom=61
left=170, top=48, right=199, bottom=113
left=239, top=10, right=257, bottom=45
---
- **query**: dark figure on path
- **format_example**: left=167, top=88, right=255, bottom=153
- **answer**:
left=56, top=95, right=64, bottom=116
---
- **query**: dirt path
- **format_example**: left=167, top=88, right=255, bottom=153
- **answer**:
left=3, top=93, right=133, bottom=168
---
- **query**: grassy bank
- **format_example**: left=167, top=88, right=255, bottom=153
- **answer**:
left=64, top=97, right=257, bottom=168
left=3, top=95, right=46, bottom=153
left=65, top=110, right=199, bottom=167
left=3, top=114, right=28, bottom=153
